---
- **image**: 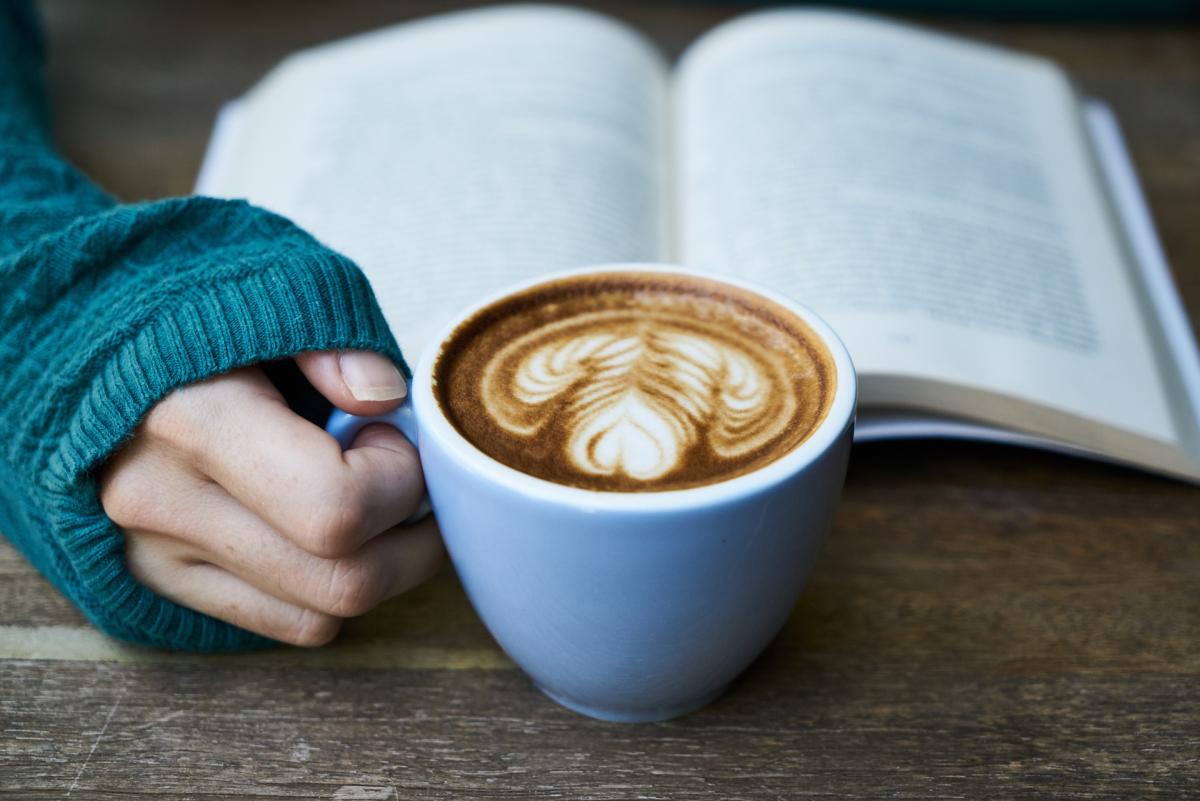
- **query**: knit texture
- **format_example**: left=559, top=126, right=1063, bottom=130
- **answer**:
left=0, top=1, right=407, bottom=650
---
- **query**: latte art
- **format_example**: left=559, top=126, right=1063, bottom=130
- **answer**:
left=435, top=273, right=836, bottom=492
left=481, top=311, right=798, bottom=482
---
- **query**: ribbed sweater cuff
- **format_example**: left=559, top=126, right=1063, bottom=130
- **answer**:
left=43, top=245, right=405, bottom=651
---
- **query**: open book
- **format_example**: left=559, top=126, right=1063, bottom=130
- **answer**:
left=196, top=5, right=1200, bottom=483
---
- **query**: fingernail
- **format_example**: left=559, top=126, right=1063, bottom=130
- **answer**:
left=339, top=351, right=407, bottom=401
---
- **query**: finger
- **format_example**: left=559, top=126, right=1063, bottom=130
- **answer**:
left=149, top=368, right=425, bottom=558
left=294, top=350, right=407, bottom=416
left=124, top=531, right=342, bottom=647
left=148, top=477, right=444, bottom=616
left=108, top=435, right=441, bottom=615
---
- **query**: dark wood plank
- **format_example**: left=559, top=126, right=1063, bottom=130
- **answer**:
left=3, top=659, right=1197, bottom=800
left=3, top=1, right=1199, bottom=798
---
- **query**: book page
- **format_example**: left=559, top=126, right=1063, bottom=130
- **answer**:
left=852, top=103, right=1200, bottom=480
left=674, top=10, right=1192, bottom=469
left=203, top=6, right=669, bottom=360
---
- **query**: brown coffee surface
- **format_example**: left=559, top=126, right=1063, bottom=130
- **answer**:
left=434, top=272, right=837, bottom=492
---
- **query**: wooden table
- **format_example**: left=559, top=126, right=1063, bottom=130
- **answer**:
left=4, top=2, right=1199, bottom=798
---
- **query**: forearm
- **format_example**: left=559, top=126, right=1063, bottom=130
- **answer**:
left=0, top=198, right=404, bottom=649
left=0, top=0, right=406, bottom=649
left=0, top=0, right=113, bottom=251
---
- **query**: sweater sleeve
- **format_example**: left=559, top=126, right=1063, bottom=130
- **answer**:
left=0, top=1, right=408, bottom=650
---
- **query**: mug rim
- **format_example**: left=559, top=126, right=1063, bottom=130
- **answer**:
left=413, top=263, right=857, bottom=512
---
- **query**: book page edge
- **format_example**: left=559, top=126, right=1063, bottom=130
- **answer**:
left=1083, top=100, right=1200, bottom=456
left=855, top=410, right=1198, bottom=483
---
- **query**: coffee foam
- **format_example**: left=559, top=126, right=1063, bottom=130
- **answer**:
left=435, top=273, right=836, bottom=492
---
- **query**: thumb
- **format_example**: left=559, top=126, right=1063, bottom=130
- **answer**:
left=294, top=350, right=407, bottom=416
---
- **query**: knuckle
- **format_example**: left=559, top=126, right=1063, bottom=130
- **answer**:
left=369, top=432, right=420, bottom=480
left=297, top=481, right=367, bottom=557
left=98, top=461, right=156, bottom=529
left=317, top=558, right=384, bottom=617
left=280, top=609, right=342, bottom=648
left=392, top=441, right=423, bottom=483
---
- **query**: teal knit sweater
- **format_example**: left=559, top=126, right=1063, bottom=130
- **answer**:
left=0, top=2, right=406, bottom=650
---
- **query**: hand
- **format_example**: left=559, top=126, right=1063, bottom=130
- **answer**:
left=98, top=350, right=443, bottom=646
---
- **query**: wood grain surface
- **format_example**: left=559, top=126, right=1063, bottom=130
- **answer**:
left=3, top=2, right=1199, bottom=799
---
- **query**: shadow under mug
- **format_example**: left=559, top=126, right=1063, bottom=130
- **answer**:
left=325, top=264, right=857, bottom=722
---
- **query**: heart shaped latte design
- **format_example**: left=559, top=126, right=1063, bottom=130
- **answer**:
left=480, top=311, right=797, bottom=482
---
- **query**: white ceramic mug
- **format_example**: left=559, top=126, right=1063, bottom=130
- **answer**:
left=327, top=264, right=856, bottom=722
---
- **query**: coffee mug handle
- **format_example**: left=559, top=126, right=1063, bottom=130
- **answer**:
left=325, top=399, right=432, bottom=523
